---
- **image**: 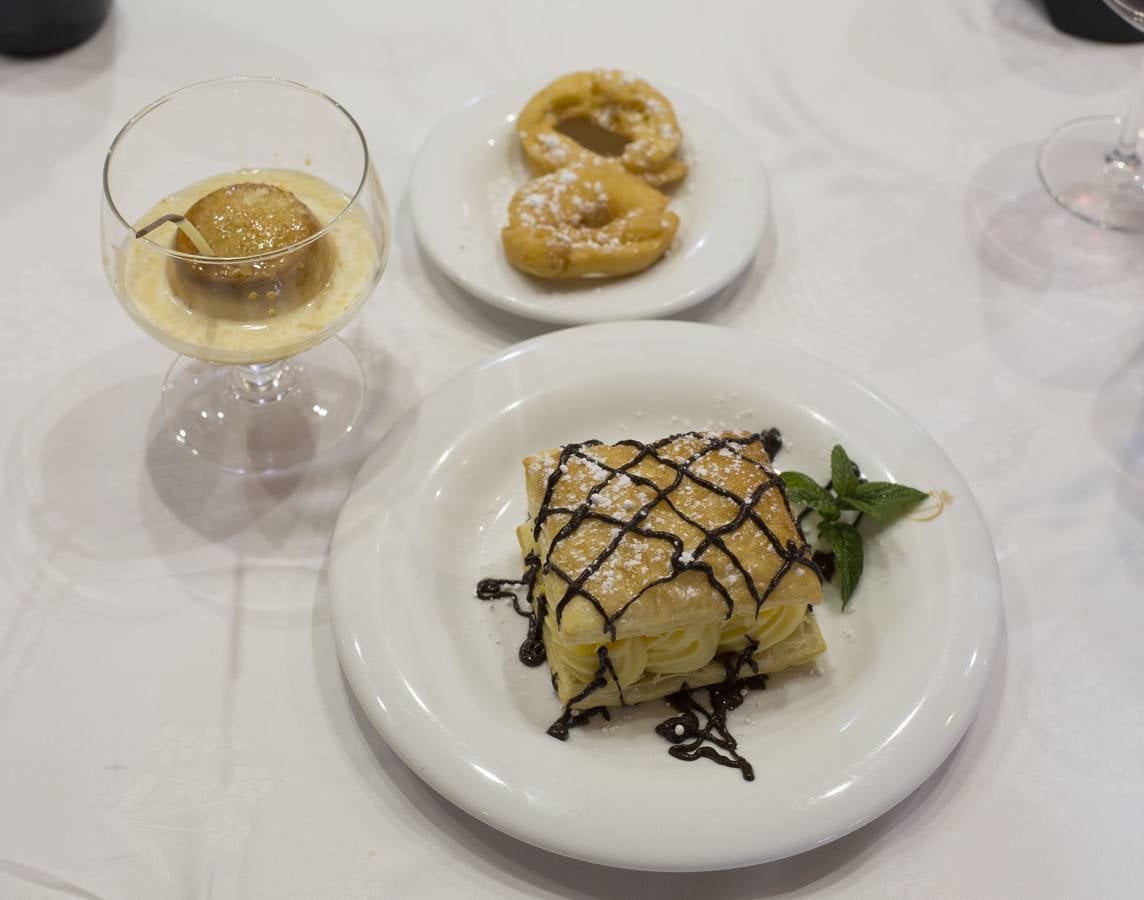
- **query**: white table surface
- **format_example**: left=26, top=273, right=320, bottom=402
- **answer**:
left=2, top=0, right=1142, bottom=897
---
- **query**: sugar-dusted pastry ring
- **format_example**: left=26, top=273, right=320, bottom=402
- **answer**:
left=518, top=70, right=687, bottom=188
left=501, top=164, right=679, bottom=279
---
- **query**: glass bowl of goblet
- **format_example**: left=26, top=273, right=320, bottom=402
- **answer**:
left=101, top=76, right=390, bottom=473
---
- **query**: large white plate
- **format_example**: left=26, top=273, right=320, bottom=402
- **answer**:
left=329, top=322, right=1000, bottom=871
left=409, top=80, right=768, bottom=325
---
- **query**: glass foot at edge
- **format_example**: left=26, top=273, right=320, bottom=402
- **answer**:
left=161, top=336, right=365, bottom=474
left=1038, top=115, right=1144, bottom=232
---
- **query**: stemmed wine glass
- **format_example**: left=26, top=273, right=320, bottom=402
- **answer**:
left=1038, top=0, right=1144, bottom=230
left=101, top=76, right=390, bottom=473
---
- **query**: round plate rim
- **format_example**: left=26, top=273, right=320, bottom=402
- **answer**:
left=329, top=320, right=1001, bottom=871
left=409, top=82, right=770, bottom=325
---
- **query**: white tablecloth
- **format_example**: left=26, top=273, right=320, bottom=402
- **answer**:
left=2, top=1, right=1142, bottom=896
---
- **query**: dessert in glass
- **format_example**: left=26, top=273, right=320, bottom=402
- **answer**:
left=101, top=76, right=389, bottom=472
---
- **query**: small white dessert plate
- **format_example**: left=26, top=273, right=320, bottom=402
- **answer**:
left=329, top=321, right=1001, bottom=871
left=410, top=79, right=769, bottom=325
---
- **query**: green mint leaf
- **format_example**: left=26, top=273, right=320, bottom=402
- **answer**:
left=837, top=495, right=883, bottom=519
left=830, top=445, right=859, bottom=497
left=818, top=522, right=864, bottom=608
left=780, top=471, right=826, bottom=504
left=781, top=472, right=839, bottom=519
left=848, top=481, right=929, bottom=522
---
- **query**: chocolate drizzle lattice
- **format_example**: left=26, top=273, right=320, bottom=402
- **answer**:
left=533, top=431, right=820, bottom=640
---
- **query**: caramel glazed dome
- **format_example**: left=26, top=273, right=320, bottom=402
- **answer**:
left=170, top=181, right=333, bottom=320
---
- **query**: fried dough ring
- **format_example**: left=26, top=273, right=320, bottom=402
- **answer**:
left=502, top=164, right=679, bottom=279
left=518, top=70, right=687, bottom=188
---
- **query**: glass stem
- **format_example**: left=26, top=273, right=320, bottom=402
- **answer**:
left=1112, top=55, right=1144, bottom=164
left=231, top=361, right=290, bottom=403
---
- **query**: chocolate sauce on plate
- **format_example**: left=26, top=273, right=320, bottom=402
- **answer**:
left=759, top=426, right=783, bottom=460
left=811, top=550, right=836, bottom=583
left=546, top=646, right=623, bottom=740
left=654, top=638, right=764, bottom=781
left=477, top=552, right=547, bottom=666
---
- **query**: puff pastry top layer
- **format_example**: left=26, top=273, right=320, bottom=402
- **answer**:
left=523, top=431, right=823, bottom=645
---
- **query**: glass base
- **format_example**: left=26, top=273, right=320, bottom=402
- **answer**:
left=1038, top=116, right=1144, bottom=231
left=162, top=336, right=365, bottom=474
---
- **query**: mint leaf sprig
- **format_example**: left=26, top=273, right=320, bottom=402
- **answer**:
left=781, top=445, right=927, bottom=609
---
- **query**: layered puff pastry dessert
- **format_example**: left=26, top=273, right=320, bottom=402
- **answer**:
left=491, top=431, right=826, bottom=730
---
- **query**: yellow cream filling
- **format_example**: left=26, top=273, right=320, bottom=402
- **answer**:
left=544, top=616, right=648, bottom=687
left=520, top=524, right=810, bottom=690
left=716, top=603, right=807, bottom=654
left=544, top=604, right=808, bottom=689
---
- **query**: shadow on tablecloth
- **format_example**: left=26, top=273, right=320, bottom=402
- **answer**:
left=965, top=140, right=1144, bottom=391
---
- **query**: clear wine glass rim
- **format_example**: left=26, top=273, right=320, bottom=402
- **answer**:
left=102, top=75, right=372, bottom=264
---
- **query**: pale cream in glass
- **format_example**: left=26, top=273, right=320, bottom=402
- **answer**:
left=123, top=168, right=377, bottom=364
